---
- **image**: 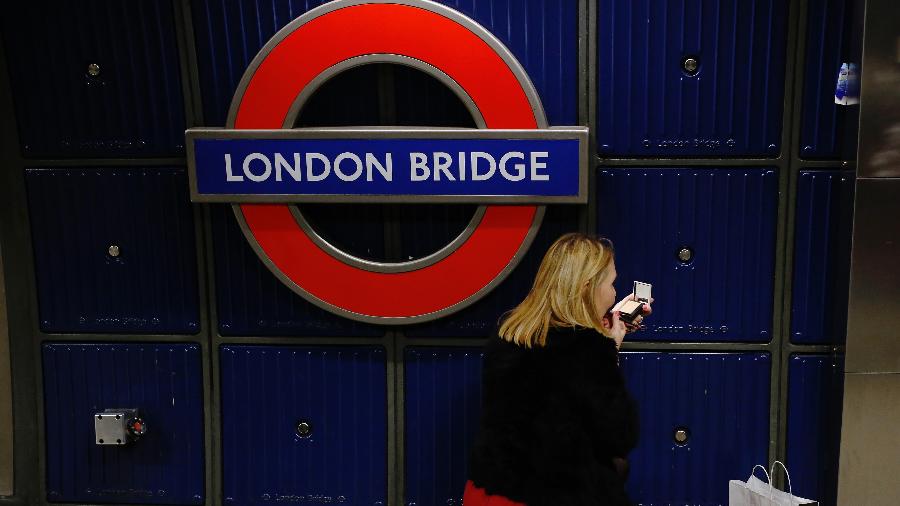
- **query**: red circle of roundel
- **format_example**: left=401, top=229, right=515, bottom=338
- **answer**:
left=233, top=2, right=542, bottom=321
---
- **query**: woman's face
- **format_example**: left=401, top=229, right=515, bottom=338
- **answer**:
left=593, top=261, right=618, bottom=316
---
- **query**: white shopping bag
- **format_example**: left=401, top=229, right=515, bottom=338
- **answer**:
left=729, top=461, right=818, bottom=506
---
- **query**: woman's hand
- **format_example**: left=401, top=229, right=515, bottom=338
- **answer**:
left=601, top=311, right=627, bottom=348
left=609, top=293, right=654, bottom=337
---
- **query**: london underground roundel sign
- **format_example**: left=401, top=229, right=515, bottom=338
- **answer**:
left=186, top=0, right=588, bottom=324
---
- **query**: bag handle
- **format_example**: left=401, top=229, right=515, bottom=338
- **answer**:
left=768, top=460, right=795, bottom=505
left=749, top=464, right=771, bottom=484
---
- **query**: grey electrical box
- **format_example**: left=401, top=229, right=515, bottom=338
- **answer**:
left=94, top=409, right=146, bottom=445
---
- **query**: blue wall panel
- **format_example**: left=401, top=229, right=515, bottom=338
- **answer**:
left=405, top=348, right=483, bottom=506
left=211, top=205, right=383, bottom=336
left=192, top=0, right=577, bottom=126
left=620, top=352, right=770, bottom=506
left=26, top=168, right=200, bottom=334
left=404, top=205, right=579, bottom=337
left=800, top=0, right=860, bottom=159
left=220, top=345, right=387, bottom=505
left=791, top=170, right=854, bottom=344
left=436, top=0, right=577, bottom=125
left=43, top=343, right=204, bottom=504
left=597, top=169, right=778, bottom=342
left=787, top=354, right=845, bottom=506
left=597, top=0, right=788, bottom=157
left=1, top=1, right=185, bottom=157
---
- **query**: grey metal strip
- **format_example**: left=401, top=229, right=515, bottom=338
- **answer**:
left=390, top=332, right=404, bottom=506
left=0, top=248, right=13, bottom=496
left=34, top=333, right=207, bottom=342
left=191, top=127, right=584, bottom=139
left=577, top=0, right=591, bottom=233
left=216, top=336, right=387, bottom=346
left=15, top=158, right=188, bottom=167
left=594, top=157, right=784, bottom=167
left=620, top=341, right=773, bottom=351
left=0, top=34, right=42, bottom=504
left=210, top=195, right=582, bottom=204
left=771, top=0, right=815, bottom=486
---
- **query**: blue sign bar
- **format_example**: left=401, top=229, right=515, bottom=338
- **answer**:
left=186, top=128, right=588, bottom=204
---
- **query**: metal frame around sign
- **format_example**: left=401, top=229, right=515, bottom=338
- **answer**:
left=185, top=127, right=590, bottom=204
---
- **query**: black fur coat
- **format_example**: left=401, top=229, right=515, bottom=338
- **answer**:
left=467, top=325, right=639, bottom=506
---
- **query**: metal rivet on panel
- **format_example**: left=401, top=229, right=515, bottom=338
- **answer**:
left=295, top=419, right=313, bottom=438
left=87, top=63, right=101, bottom=77
left=682, top=57, right=699, bottom=75
left=677, top=247, right=693, bottom=263
left=674, top=428, right=689, bottom=445
left=108, top=245, right=120, bottom=257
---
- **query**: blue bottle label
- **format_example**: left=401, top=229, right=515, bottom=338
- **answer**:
left=835, top=62, right=860, bottom=105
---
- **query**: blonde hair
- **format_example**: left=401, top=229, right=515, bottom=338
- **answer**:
left=498, top=233, right=615, bottom=348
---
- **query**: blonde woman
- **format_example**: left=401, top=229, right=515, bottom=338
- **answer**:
left=464, top=233, right=650, bottom=506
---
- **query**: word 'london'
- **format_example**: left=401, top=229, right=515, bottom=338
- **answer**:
left=223, top=150, right=553, bottom=183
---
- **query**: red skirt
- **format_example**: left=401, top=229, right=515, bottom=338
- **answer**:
left=463, top=480, right=526, bottom=506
